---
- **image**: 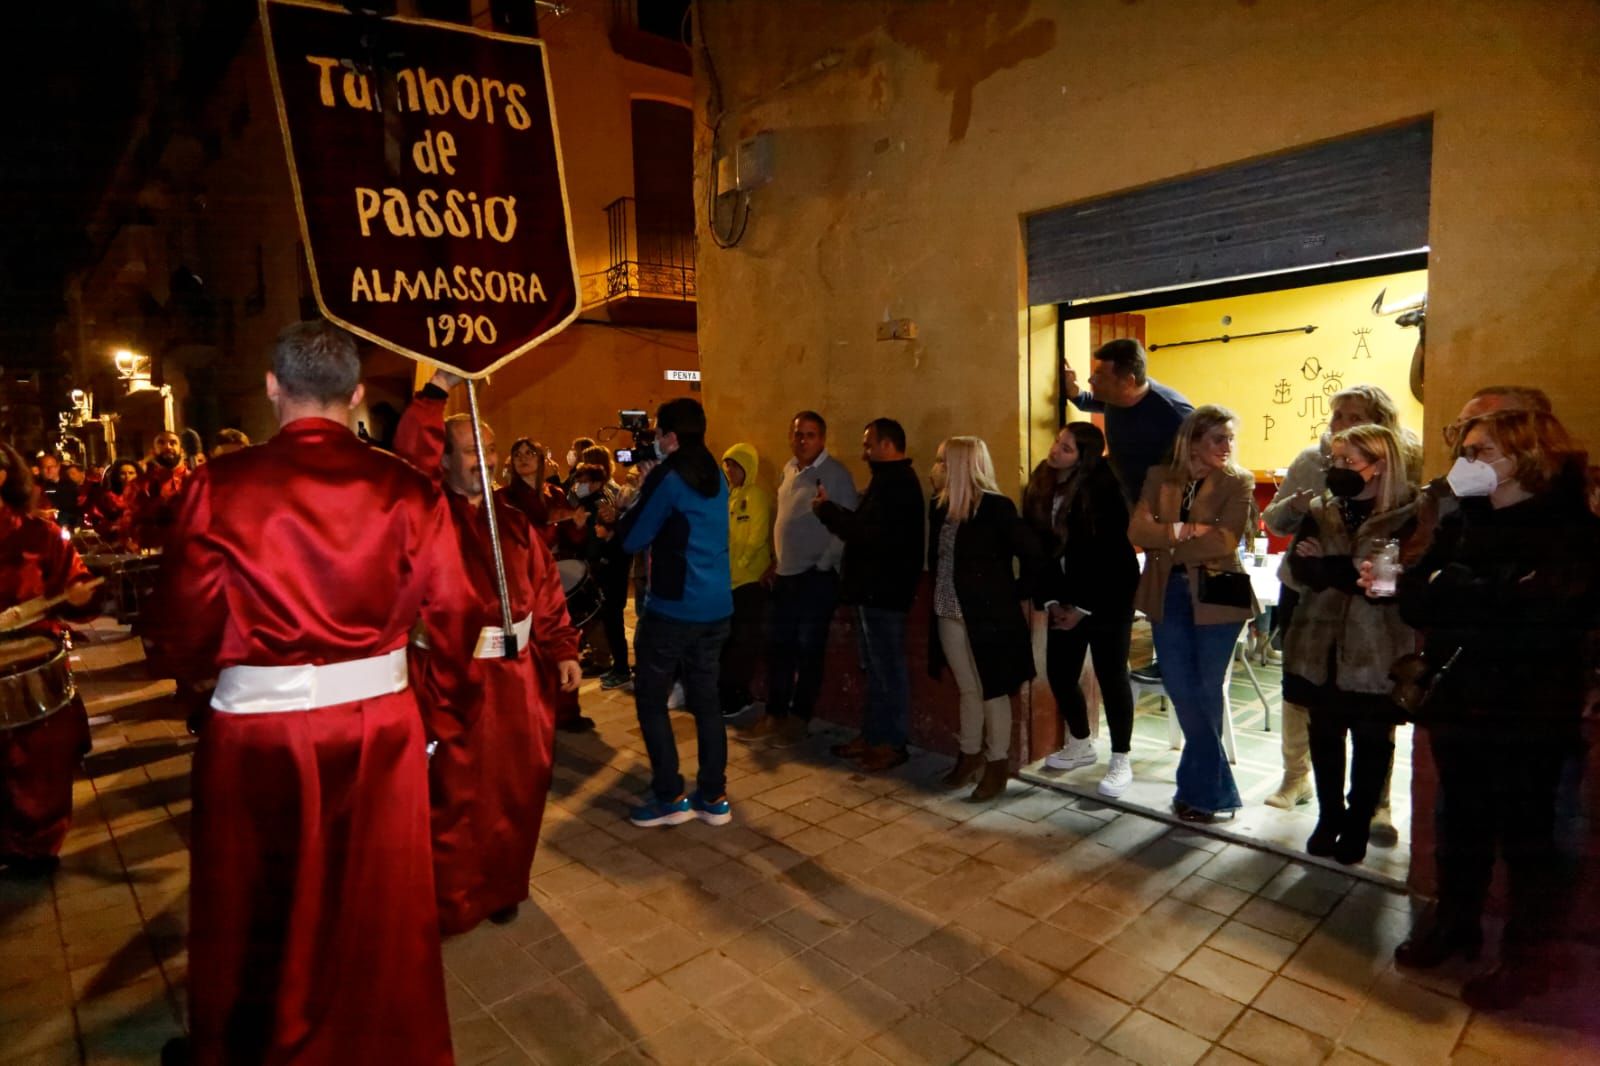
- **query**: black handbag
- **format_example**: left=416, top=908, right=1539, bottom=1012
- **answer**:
left=1195, top=566, right=1252, bottom=608
left=1388, top=648, right=1461, bottom=718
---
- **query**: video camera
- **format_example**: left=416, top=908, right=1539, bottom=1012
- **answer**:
left=613, top=409, right=658, bottom=466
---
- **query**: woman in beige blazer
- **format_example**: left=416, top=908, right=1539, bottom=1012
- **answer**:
left=1130, top=405, right=1258, bottom=822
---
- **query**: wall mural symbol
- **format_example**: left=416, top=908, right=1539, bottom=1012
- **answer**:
left=1263, top=413, right=1276, bottom=440
left=1352, top=327, right=1373, bottom=359
left=1273, top=378, right=1293, bottom=404
left=1321, top=369, right=1344, bottom=395
left=1300, top=393, right=1327, bottom=420
left=1301, top=356, right=1323, bottom=380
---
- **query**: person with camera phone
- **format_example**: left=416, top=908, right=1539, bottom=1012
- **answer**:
left=1128, top=405, right=1257, bottom=823
left=613, top=399, right=735, bottom=827
left=1281, top=424, right=1418, bottom=866
left=1381, top=406, right=1600, bottom=1011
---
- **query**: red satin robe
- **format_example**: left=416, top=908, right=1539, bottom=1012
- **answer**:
left=498, top=475, right=566, bottom=551
left=144, top=419, right=455, bottom=1066
left=395, top=393, right=580, bottom=935
left=130, top=460, right=189, bottom=550
left=0, top=505, right=92, bottom=860
left=87, top=482, right=141, bottom=546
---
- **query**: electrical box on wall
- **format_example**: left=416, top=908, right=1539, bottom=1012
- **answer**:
left=716, top=131, right=773, bottom=192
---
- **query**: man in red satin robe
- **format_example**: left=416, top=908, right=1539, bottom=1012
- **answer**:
left=130, top=430, right=190, bottom=550
left=144, top=322, right=455, bottom=1066
left=395, top=374, right=581, bottom=933
left=0, top=443, right=98, bottom=875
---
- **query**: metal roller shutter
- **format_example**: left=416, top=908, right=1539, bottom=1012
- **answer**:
left=1026, top=120, right=1432, bottom=307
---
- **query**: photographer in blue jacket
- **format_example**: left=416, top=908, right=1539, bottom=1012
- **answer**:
left=613, top=398, right=735, bottom=828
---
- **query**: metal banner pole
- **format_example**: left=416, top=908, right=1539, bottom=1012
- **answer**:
left=465, top=378, right=518, bottom=658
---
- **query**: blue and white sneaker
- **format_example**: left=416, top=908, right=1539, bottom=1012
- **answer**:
left=690, top=790, right=732, bottom=826
left=628, top=794, right=695, bottom=827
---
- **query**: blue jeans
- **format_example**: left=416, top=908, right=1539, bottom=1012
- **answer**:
left=1151, top=572, right=1243, bottom=814
left=634, top=613, right=731, bottom=802
left=856, top=606, right=910, bottom=750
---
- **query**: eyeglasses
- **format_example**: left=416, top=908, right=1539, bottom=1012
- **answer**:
left=1442, top=420, right=1466, bottom=447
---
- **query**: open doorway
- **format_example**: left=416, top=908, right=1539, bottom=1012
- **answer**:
left=1023, top=267, right=1427, bottom=886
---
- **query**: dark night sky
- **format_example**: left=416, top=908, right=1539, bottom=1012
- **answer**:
left=1, top=4, right=145, bottom=369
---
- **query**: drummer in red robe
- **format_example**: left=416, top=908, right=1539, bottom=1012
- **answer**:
left=130, top=430, right=190, bottom=550
left=0, top=443, right=98, bottom=874
left=395, top=374, right=581, bottom=933
left=144, top=322, right=456, bottom=1066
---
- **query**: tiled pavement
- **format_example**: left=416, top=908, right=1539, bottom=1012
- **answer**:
left=4, top=626, right=1599, bottom=1065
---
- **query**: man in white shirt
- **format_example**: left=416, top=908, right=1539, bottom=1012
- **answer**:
left=744, top=410, right=857, bottom=745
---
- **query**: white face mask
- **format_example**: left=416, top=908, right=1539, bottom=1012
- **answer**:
left=574, top=482, right=594, bottom=499
left=1445, top=456, right=1505, bottom=497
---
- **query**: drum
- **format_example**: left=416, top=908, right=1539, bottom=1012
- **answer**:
left=556, top=559, right=605, bottom=628
left=83, top=550, right=162, bottom=624
left=0, top=635, right=76, bottom=730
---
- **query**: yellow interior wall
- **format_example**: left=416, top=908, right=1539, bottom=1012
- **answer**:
left=1139, top=269, right=1427, bottom=472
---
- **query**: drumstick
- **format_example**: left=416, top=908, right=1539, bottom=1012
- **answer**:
left=0, top=578, right=106, bottom=632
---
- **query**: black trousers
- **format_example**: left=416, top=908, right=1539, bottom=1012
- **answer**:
left=1429, top=727, right=1573, bottom=950
left=765, top=569, right=838, bottom=721
left=634, top=614, right=731, bottom=801
left=597, top=561, right=632, bottom=673
left=1306, top=704, right=1394, bottom=826
left=720, top=582, right=768, bottom=714
left=1045, top=611, right=1135, bottom=753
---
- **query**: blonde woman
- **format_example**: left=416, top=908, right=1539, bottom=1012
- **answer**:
left=1282, top=424, right=1418, bottom=864
left=1261, top=383, right=1415, bottom=852
left=928, top=436, right=1045, bottom=802
left=1130, top=406, right=1257, bottom=823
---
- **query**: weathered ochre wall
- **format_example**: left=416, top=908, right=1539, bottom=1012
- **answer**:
left=693, top=0, right=1600, bottom=495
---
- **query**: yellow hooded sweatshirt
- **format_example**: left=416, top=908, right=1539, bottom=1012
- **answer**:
left=722, top=442, right=773, bottom=589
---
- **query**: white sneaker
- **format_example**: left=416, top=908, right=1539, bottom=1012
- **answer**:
left=1045, top=736, right=1097, bottom=771
left=667, top=682, right=686, bottom=709
left=1097, top=753, right=1133, bottom=797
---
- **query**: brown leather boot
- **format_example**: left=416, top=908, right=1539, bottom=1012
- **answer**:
left=940, top=753, right=985, bottom=789
left=967, top=759, right=1009, bottom=802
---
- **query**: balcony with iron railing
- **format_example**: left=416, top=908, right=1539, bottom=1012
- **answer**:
left=604, top=196, right=696, bottom=329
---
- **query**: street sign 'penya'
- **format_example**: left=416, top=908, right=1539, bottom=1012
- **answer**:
left=262, top=0, right=580, bottom=377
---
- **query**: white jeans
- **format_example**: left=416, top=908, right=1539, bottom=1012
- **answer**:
left=938, top=617, right=1011, bottom=761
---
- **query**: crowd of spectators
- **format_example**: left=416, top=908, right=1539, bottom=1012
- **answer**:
left=11, top=337, right=1595, bottom=1015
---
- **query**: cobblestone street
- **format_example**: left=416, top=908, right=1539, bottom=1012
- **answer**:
left=2, top=623, right=1597, bottom=1065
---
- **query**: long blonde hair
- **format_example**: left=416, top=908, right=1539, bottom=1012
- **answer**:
left=1333, top=424, right=1411, bottom=514
left=1168, top=405, right=1243, bottom=478
left=938, top=436, right=1000, bottom=522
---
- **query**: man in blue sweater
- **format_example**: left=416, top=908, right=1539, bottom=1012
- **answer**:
left=615, top=398, right=735, bottom=827
left=1061, top=338, right=1193, bottom=506
left=1063, top=338, right=1193, bottom=684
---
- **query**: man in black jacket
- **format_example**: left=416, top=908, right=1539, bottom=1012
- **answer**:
left=813, top=418, right=925, bottom=770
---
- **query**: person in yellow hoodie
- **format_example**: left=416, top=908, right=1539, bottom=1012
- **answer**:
left=720, top=442, right=773, bottom=718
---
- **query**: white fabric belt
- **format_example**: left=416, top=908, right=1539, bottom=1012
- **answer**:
left=211, top=648, right=409, bottom=714
left=474, top=614, right=533, bottom=659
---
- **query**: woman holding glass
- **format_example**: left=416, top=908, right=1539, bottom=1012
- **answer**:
left=1129, top=406, right=1257, bottom=823
left=1281, top=424, right=1418, bottom=865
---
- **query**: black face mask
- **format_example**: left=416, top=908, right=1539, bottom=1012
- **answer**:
left=1325, top=467, right=1367, bottom=499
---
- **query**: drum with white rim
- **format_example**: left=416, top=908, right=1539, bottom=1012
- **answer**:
left=0, top=634, right=76, bottom=730
left=556, top=559, right=605, bottom=628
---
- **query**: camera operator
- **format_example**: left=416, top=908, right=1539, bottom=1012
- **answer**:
left=613, top=399, right=735, bottom=827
